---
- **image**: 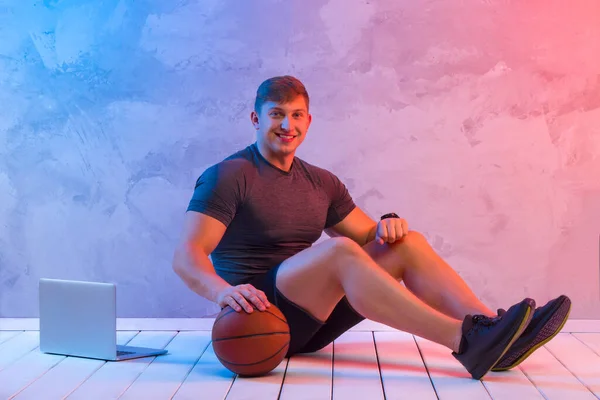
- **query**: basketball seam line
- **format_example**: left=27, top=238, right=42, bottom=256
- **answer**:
left=214, top=307, right=236, bottom=324
left=263, top=309, right=289, bottom=324
left=212, top=332, right=290, bottom=342
left=216, top=340, right=290, bottom=367
left=214, top=307, right=288, bottom=326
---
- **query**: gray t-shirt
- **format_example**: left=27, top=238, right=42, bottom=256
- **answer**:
left=187, top=142, right=356, bottom=285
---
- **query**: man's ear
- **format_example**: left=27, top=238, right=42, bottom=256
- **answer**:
left=250, top=111, right=259, bottom=129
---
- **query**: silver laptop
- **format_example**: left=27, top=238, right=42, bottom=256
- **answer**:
left=39, top=278, right=168, bottom=361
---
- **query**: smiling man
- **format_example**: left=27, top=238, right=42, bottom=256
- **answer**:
left=173, top=75, right=571, bottom=380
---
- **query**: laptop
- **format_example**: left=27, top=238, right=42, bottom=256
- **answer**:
left=39, top=278, right=168, bottom=361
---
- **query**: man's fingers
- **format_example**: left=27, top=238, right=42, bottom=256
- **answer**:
left=247, top=285, right=270, bottom=306
left=374, top=218, right=409, bottom=245
left=393, top=221, right=403, bottom=240
left=377, top=223, right=388, bottom=244
left=396, top=219, right=407, bottom=239
left=387, top=224, right=397, bottom=243
left=401, top=220, right=409, bottom=237
left=232, top=292, right=254, bottom=313
left=256, top=290, right=271, bottom=308
left=241, top=289, right=266, bottom=311
left=243, top=285, right=270, bottom=310
left=380, top=221, right=398, bottom=243
left=226, top=296, right=242, bottom=312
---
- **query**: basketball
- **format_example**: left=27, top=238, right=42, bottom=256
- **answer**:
left=211, top=304, right=290, bottom=376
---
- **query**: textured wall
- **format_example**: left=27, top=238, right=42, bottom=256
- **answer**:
left=1, top=0, right=599, bottom=318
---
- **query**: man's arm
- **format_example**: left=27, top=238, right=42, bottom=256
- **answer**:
left=324, top=207, right=378, bottom=246
left=172, top=211, right=270, bottom=313
left=172, top=211, right=231, bottom=303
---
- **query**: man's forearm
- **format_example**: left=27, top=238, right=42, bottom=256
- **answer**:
left=173, top=245, right=230, bottom=304
left=365, top=223, right=378, bottom=245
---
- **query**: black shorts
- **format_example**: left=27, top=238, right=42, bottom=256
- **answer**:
left=248, top=264, right=365, bottom=357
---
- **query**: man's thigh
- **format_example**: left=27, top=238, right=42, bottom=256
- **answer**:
left=274, top=235, right=409, bottom=321
left=250, top=238, right=367, bottom=356
left=294, top=238, right=416, bottom=355
left=274, top=237, right=354, bottom=322
left=248, top=265, right=327, bottom=357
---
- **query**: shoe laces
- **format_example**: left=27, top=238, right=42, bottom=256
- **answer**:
left=470, top=314, right=500, bottom=333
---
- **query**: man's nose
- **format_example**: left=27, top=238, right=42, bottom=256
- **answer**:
left=281, top=116, right=291, bottom=131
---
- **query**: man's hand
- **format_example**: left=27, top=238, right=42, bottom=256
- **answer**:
left=375, top=217, right=409, bottom=245
left=216, top=284, right=271, bottom=313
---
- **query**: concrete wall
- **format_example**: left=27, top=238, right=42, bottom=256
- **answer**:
left=1, top=0, right=599, bottom=318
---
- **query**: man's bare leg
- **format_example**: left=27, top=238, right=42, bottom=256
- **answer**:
left=362, top=231, right=495, bottom=319
left=275, top=237, right=464, bottom=352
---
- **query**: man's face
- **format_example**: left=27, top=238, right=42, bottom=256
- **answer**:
left=251, top=96, right=312, bottom=157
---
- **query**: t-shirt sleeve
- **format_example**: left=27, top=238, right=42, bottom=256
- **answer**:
left=323, top=170, right=356, bottom=229
left=186, top=163, right=244, bottom=227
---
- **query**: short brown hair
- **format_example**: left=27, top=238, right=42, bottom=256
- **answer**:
left=254, top=75, right=310, bottom=113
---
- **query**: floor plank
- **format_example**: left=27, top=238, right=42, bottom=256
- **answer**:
left=563, top=320, right=600, bottom=333
left=544, top=333, right=600, bottom=396
left=11, top=331, right=139, bottom=400
left=279, top=343, right=333, bottom=400
left=0, top=348, right=65, bottom=399
left=226, top=358, right=289, bottom=400
left=482, top=369, right=544, bottom=400
left=332, top=331, right=384, bottom=400
left=1, top=327, right=600, bottom=400
left=573, top=333, right=600, bottom=357
left=2, top=331, right=136, bottom=400
left=414, top=336, right=491, bottom=400
left=118, top=331, right=211, bottom=400
left=374, top=332, right=437, bottom=400
left=171, top=341, right=235, bottom=400
left=66, top=331, right=175, bottom=400
left=519, top=344, right=596, bottom=400
left=0, top=331, right=22, bottom=346
left=0, top=332, right=40, bottom=373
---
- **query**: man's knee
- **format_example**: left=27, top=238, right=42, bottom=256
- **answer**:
left=400, top=230, right=428, bottom=246
left=323, top=237, right=379, bottom=279
left=325, top=236, right=368, bottom=264
left=327, top=236, right=363, bottom=252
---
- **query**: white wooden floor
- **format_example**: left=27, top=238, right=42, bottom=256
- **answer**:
left=0, top=319, right=599, bottom=400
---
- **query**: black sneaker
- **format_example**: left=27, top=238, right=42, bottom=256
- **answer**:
left=452, top=298, right=535, bottom=380
left=492, top=295, right=571, bottom=371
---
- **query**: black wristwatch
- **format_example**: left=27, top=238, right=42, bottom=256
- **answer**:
left=380, top=212, right=399, bottom=220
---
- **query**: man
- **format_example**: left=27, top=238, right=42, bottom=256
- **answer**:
left=173, top=75, right=571, bottom=380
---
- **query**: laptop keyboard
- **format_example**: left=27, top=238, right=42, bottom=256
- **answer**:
left=117, top=350, right=136, bottom=356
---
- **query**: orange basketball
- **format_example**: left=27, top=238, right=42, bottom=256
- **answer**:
left=211, top=304, right=290, bottom=376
